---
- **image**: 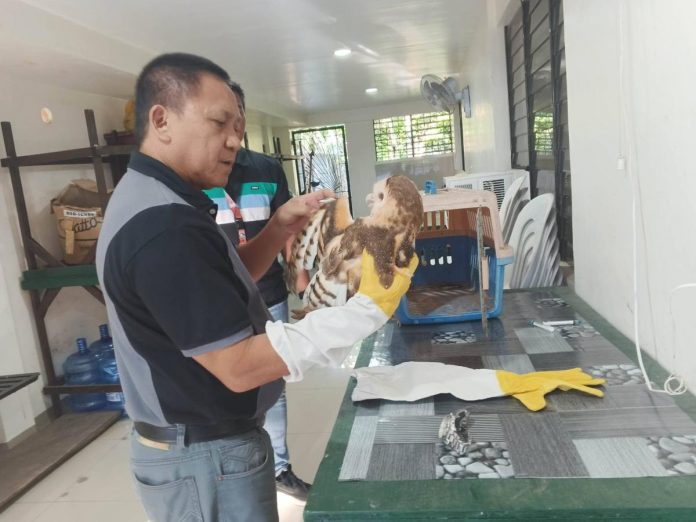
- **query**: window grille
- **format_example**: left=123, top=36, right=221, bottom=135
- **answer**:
left=374, top=111, right=454, bottom=162
left=505, top=0, right=573, bottom=261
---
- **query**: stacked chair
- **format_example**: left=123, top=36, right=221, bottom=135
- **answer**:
left=499, top=175, right=530, bottom=245
left=502, top=193, right=562, bottom=289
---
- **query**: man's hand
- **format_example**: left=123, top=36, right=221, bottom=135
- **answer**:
left=239, top=189, right=335, bottom=281
left=274, top=189, right=335, bottom=235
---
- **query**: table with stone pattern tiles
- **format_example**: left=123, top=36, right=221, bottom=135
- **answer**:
left=339, top=290, right=696, bottom=482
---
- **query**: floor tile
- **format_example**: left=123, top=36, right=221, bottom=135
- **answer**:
left=436, top=438, right=513, bottom=479
left=371, top=331, right=516, bottom=365
left=434, top=395, right=533, bottom=415
left=98, top=418, right=132, bottom=440
left=529, top=349, right=632, bottom=370
left=0, top=501, right=50, bottom=522
left=430, top=339, right=527, bottom=357
left=379, top=398, right=434, bottom=417
left=277, top=494, right=305, bottom=522
left=645, top=434, right=696, bottom=475
left=500, top=413, right=589, bottom=478
left=37, top=501, right=147, bottom=522
left=585, top=364, right=645, bottom=386
left=286, top=432, right=332, bottom=484
left=355, top=400, right=381, bottom=417
left=14, top=437, right=119, bottom=503
left=515, top=327, right=574, bottom=354
left=432, top=330, right=477, bottom=344
left=482, top=354, right=535, bottom=373
left=366, top=443, right=436, bottom=481
left=285, top=387, right=346, bottom=434
left=560, top=407, right=696, bottom=438
left=374, top=416, right=443, bottom=444
left=573, top=437, right=669, bottom=478
left=338, top=416, right=379, bottom=480
left=467, top=414, right=506, bottom=442
left=564, top=336, right=630, bottom=353
left=548, top=384, right=675, bottom=412
left=57, top=439, right=135, bottom=502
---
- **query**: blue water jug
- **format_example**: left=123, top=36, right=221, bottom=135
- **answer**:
left=63, top=338, right=106, bottom=412
left=98, top=350, right=125, bottom=412
left=89, top=324, right=113, bottom=361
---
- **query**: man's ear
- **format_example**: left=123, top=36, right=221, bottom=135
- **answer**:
left=149, top=105, right=172, bottom=143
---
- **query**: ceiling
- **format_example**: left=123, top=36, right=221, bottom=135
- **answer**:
left=4, top=0, right=487, bottom=124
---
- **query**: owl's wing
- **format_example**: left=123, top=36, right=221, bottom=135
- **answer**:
left=285, top=197, right=353, bottom=295
left=300, top=249, right=350, bottom=313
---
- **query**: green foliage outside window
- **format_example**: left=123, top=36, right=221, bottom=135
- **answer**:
left=374, top=111, right=453, bottom=162
left=534, top=112, right=554, bottom=155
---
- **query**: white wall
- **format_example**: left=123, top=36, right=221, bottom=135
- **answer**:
left=565, top=0, right=696, bottom=392
left=244, top=123, right=266, bottom=153
left=0, top=78, right=125, bottom=441
left=459, top=0, right=514, bottom=173
left=244, top=123, right=279, bottom=156
left=271, top=126, right=298, bottom=195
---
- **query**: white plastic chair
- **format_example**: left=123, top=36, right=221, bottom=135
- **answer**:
left=505, top=193, right=558, bottom=289
left=523, top=210, right=560, bottom=287
left=499, top=176, right=530, bottom=245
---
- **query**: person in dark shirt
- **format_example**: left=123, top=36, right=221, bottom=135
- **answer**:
left=223, top=81, right=310, bottom=501
left=97, top=52, right=416, bottom=522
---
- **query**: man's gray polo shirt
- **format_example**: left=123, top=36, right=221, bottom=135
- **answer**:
left=96, top=152, right=282, bottom=427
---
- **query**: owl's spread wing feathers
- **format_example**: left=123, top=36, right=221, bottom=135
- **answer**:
left=285, top=176, right=423, bottom=319
left=285, top=198, right=354, bottom=300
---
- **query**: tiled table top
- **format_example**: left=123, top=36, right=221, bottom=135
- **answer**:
left=304, top=288, right=696, bottom=521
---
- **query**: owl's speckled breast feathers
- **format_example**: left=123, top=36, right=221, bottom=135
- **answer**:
left=285, top=175, right=423, bottom=318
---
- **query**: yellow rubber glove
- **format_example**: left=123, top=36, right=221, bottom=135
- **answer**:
left=357, top=250, right=419, bottom=317
left=496, top=368, right=605, bottom=411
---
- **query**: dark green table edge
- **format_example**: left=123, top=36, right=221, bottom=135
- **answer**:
left=304, top=287, right=696, bottom=521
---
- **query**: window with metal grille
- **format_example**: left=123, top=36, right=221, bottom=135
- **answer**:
left=291, top=125, right=352, bottom=212
left=373, top=111, right=454, bottom=162
left=505, top=0, right=572, bottom=261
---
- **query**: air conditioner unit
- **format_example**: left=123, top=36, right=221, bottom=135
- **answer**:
left=444, top=169, right=530, bottom=209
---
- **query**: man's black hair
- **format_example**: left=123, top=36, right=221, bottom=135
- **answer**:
left=227, top=80, right=246, bottom=112
left=134, top=52, right=230, bottom=146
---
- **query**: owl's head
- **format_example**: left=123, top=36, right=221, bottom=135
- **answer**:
left=366, top=175, right=423, bottom=235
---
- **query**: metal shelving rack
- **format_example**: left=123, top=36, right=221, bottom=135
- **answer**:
left=1, top=109, right=131, bottom=415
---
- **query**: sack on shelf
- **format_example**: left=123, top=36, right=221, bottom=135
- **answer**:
left=51, top=179, right=111, bottom=265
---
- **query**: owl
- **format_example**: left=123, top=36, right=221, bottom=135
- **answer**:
left=286, top=175, right=423, bottom=318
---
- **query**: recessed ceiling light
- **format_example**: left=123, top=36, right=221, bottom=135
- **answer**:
left=365, top=87, right=378, bottom=94
left=334, top=48, right=352, bottom=57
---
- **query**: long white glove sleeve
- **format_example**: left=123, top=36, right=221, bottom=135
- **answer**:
left=351, top=361, right=502, bottom=402
left=265, top=293, right=388, bottom=382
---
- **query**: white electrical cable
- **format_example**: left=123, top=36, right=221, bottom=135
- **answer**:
left=630, top=186, right=687, bottom=396
left=619, top=1, right=687, bottom=396
left=665, top=285, right=694, bottom=395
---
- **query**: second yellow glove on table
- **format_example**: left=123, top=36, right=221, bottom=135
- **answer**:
left=352, top=362, right=605, bottom=411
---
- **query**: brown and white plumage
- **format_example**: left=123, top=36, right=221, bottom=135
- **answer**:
left=286, top=175, right=423, bottom=318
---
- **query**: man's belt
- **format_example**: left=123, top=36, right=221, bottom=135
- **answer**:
left=134, top=418, right=259, bottom=446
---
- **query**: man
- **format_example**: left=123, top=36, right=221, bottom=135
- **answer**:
left=95, top=52, right=416, bottom=522
left=222, top=81, right=310, bottom=501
